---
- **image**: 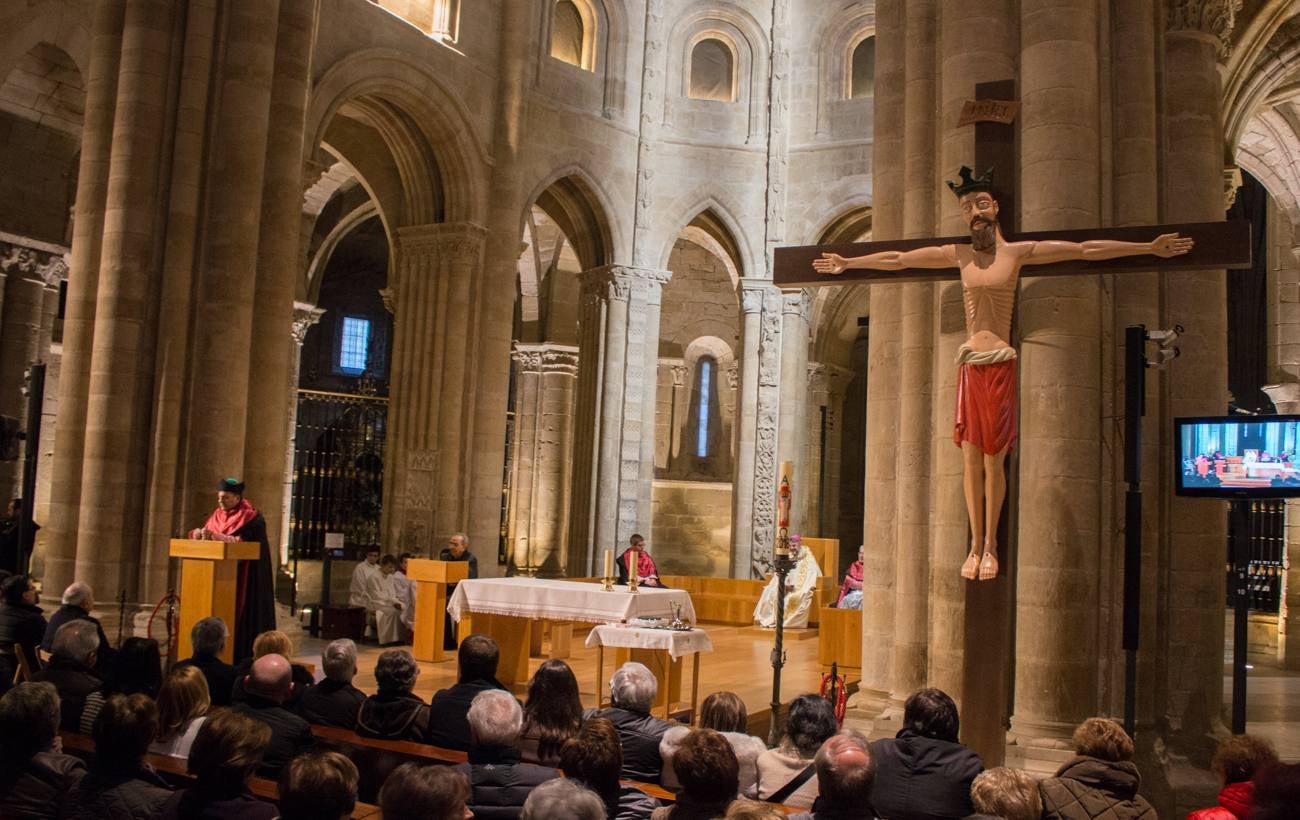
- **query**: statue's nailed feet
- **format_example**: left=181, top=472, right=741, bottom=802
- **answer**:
left=978, top=550, right=999, bottom=581
left=961, top=550, right=980, bottom=581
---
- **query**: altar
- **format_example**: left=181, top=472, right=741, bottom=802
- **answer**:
left=447, top=577, right=697, bottom=687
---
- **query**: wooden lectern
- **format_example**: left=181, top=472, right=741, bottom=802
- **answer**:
left=170, top=539, right=260, bottom=664
left=408, top=559, right=470, bottom=663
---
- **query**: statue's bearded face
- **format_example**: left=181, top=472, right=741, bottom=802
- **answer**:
left=959, top=191, right=999, bottom=252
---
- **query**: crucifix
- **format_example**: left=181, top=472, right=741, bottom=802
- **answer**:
left=774, top=152, right=1251, bottom=584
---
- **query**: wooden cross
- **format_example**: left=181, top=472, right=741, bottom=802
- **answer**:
left=769, top=80, right=1252, bottom=767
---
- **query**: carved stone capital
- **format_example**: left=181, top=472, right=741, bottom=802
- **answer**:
left=395, top=222, right=487, bottom=261
left=378, top=288, right=395, bottom=314
left=578, top=264, right=673, bottom=303
left=1165, top=0, right=1242, bottom=56
left=513, top=343, right=579, bottom=376
left=291, top=302, right=326, bottom=344
left=807, top=361, right=854, bottom=395
left=739, top=278, right=779, bottom=315
left=782, top=289, right=811, bottom=323
left=727, top=363, right=739, bottom=389
left=1223, top=165, right=1243, bottom=210
left=0, top=233, right=70, bottom=285
left=669, top=361, right=689, bottom=387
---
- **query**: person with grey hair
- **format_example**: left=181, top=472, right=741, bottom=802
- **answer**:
left=296, top=638, right=365, bottom=730
left=520, top=778, right=606, bottom=820
left=356, top=649, right=430, bottom=741
left=584, top=661, right=676, bottom=784
left=175, top=616, right=237, bottom=706
left=0, top=681, right=87, bottom=819
left=41, top=582, right=114, bottom=669
left=31, top=619, right=105, bottom=732
left=454, top=689, right=559, bottom=819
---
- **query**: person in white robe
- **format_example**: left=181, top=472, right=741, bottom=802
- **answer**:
left=367, top=554, right=405, bottom=645
left=393, top=553, right=416, bottom=636
left=753, top=537, right=822, bottom=628
left=349, top=544, right=381, bottom=639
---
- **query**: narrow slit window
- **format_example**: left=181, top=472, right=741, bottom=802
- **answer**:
left=696, top=358, right=713, bottom=457
left=339, top=316, right=371, bottom=374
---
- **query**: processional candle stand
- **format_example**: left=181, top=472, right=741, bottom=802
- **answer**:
left=767, top=465, right=796, bottom=748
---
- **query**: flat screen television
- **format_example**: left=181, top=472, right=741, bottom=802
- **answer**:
left=1175, top=415, right=1300, bottom=498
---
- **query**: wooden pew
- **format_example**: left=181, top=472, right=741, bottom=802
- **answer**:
left=58, top=731, right=381, bottom=818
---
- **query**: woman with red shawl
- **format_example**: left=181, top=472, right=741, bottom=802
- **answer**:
left=834, top=545, right=864, bottom=609
left=188, top=478, right=277, bottom=661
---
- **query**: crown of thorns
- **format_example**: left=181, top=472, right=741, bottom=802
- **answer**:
left=947, top=166, right=996, bottom=198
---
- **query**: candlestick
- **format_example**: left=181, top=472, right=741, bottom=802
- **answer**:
left=627, top=548, right=639, bottom=594
left=602, top=548, right=614, bottom=591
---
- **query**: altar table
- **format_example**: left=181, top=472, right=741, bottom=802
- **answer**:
left=447, top=578, right=697, bottom=687
left=585, top=624, right=713, bottom=720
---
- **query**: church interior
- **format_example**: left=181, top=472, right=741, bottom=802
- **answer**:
left=4, top=0, right=1300, bottom=816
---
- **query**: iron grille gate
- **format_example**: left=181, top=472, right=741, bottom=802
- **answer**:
left=288, top=389, right=388, bottom=561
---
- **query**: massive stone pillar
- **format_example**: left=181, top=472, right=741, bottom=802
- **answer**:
left=70, top=0, right=182, bottom=600
left=1011, top=0, right=1104, bottom=768
left=853, top=0, right=905, bottom=716
left=730, top=279, right=783, bottom=579
left=1158, top=0, right=1233, bottom=747
left=507, top=343, right=578, bottom=577
left=776, top=290, right=810, bottom=522
left=382, top=223, right=486, bottom=554
left=243, top=0, right=318, bottom=560
left=892, top=0, right=938, bottom=706
left=1267, top=212, right=1300, bottom=669
left=568, top=266, right=671, bottom=576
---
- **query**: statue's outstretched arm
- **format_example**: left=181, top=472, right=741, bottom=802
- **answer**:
left=1025, top=232, right=1194, bottom=265
left=814, top=243, right=959, bottom=275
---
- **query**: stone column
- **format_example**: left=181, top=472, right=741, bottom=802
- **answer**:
left=180, top=0, right=282, bottom=526
left=0, top=243, right=63, bottom=501
left=1159, top=0, right=1234, bottom=746
left=1267, top=214, right=1300, bottom=669
left=381, top=223, right=486, bottom=554
left=1011, top=0, right=1104, bottom=767
left=244, top=0, right=318, bottom=560
left=803, top=362, right=851, bottom=538
left=777, top=290, right=810, bottom=524
left=71, top=0, right=182, bottom=599
left=279, top=303, right=324, bottom=564
left=44, top=0, right=125, bottom=597
left=507, top=343, right=578, bottom=576
left=730, top=279, right=783, bottom=579
left=892, top=0, right=938, bottom=706
left=852, top=0, right=905, bottom=718
left=567, top=265, right=671, bottom=576
left=663, top=360, right=688, bottom=472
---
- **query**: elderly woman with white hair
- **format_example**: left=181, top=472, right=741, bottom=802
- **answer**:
left=583, top=661, right=677, bottom=785
left=455, top=689, right=559, bottom=819
left=520, top=778, right=606, bottom=820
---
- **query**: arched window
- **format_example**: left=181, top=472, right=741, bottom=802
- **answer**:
left=696, top=358, right=713, bottom=457
left=850, top=36, right=874, bottom=99
left=551, top=1, right=587, bottom=68
left=688, top=38, right=735, bottom=101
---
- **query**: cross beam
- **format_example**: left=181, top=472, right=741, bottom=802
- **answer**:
left=773, top=220, right=1252, bottom=288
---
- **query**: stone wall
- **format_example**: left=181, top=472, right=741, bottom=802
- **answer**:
left=650, top=478, right=732, bottom=577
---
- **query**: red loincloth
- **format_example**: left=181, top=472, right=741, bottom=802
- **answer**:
left=953, top=359, right=1017, bottom=455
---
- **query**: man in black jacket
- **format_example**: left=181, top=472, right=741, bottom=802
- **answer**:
left=868, top=688, right=983, bottom=820
left=0, top=681, right=87, bottom=819
left=30, top=620, right=103, bottom=732
left=428, top=634, right=507, bottom=751
left=173, top=616, right=238, bottom=706
left=296, top=638, right=365, bottom=730
left=454, top=689, right=558, bottom=819
left=234, top=654, right=315, bottom=778
left=42, top=583, right=115, bottom=672
left=582, top=661, right=675, bottom=784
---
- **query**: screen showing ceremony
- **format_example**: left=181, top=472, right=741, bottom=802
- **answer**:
left=1177, top=416, right=1300, bottom=497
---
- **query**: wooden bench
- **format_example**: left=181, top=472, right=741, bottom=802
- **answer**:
left=660, top=573, right=838, bottom=626
left=59, top=731, right=381, bottom=817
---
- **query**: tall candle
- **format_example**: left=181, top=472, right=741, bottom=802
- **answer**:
left=603, top=548, right=614, bottom=580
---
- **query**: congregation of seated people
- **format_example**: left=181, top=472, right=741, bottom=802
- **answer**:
left=8, top=575, right=1300, bottom=820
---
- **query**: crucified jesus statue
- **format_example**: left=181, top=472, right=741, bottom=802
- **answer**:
left=810, top=167, right=1193, bottom=580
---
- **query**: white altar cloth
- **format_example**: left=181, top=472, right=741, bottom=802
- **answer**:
left=584, top=624, right=713, bottom=660
left=447, top=577, right=696, bottom=625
